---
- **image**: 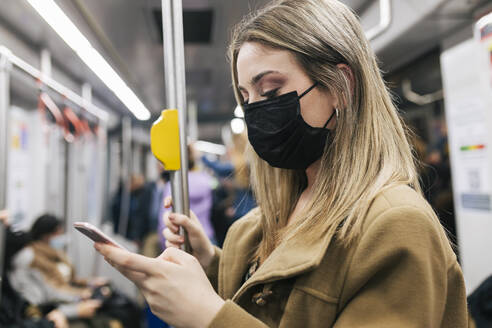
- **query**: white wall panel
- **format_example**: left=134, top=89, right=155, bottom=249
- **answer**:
left=441, top=36, right=492, bottom=293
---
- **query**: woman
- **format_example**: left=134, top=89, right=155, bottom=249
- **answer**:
left=1, top=211, right=69, bottom=328
left=9, top=215, right=112, bottom=328
left=96, top=0, right=468, bottom=327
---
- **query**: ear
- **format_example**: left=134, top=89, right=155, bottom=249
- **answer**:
left=337, top=63, right=354, bottom=88
left=336, top=63, right=354, bottom=108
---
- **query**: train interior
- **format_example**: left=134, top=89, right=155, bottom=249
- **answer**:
left=1, top=0, right=492, bottom=327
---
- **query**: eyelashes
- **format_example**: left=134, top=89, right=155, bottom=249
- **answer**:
left=261, top=87, right=280, bottom=99
left=243, top=87, right=281, bottom=105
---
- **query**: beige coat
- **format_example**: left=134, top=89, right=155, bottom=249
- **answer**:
left=205, top=185, right=468, bottom=327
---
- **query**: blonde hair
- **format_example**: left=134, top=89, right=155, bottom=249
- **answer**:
left=230, top=132, right=251, bottom=189
left=229, top=0, right=421, bottom=259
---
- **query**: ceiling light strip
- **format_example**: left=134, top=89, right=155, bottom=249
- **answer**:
left=25, top=0, right=151, bottom=120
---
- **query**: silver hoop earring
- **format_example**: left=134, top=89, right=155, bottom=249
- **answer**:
left=335, top=108, right=339, bottom=119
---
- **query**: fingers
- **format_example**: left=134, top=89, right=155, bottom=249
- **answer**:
left=112, top=263, right=147, bottom=285
left=163, top=211, right=179, bottom=233
left=163, top=227, right=185, bottom=244
left=87, top=299, right=102, bottom=308
left=169, top=213, right=195, bottom=232
left=163, top=196, right=172, bottom=208
left=46, top=310, right=68, bottom=328
left=81, top=289, right=92, bottom=300
left=91, top=276, right=108, bottom=287
left=96, top=244, right=148, bottom=284
left=162, top=211, right=182, bottom=249
left=158, top=247, right=196, bottom=266
left=80, top=300, right=102, bottom=317
left=189, top=210, right=200, bottom=223
left=165, top=240, right=182, bottom=249
left=163, top=207, right=199, bottom=233
left=95, top=243, right=156, bottom=275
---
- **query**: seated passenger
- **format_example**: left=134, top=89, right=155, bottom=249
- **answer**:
left=1, top=210, right=68, bottom=328
left=8, top=214, right=115, bottom=327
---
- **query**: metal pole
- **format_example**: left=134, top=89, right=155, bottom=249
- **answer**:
left=173, top=0, right=190, bottom=218
left=162, top=0, right=176, bottom=110
left=41, top=49, right=52, bottom=77
left=162, top=0, right=190, bottom=251
left=63, top=126, right=70, bottom=229
left=188, top=100, right=198, bottom=142
left=118, top=117, right=132, bottom=236
left=162, top=0, right=185, bottom=217
left=98, top=120, right=108, bottom=226
left=0, top=53, right=12, bottom=303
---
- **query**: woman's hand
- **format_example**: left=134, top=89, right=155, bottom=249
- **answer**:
left=162, top=196, right=215, bottom=270
left=80, top=288, right=93, bottom=300
left=95, top=243, right=224, bottom=328
left=90, top=276, right=109, bottom=287
left=46, top=309, right=68, bottom=328
left=77, top=299, right=102, bottom=318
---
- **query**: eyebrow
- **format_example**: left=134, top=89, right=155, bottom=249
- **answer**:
left=238, top=70, right=280, bottom=91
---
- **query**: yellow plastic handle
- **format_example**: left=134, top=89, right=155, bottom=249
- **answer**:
left=150, top=109, right=181, bottom=171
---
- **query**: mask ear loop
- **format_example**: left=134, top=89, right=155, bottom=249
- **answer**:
left=299, top=82, right=319, bottom=98
left=296, top=82, right=319, bottom=116
left=322, top=107, right=338, bottom=129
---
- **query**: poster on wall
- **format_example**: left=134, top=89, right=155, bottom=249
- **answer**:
left=7, top=107, right=32, bottom=230
left=6, top=107, right=65, bottom=230
left=449, top=97, right=490, bottom=211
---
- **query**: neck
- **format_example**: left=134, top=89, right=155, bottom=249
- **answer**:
left=304, top=159, right=321, bottom=196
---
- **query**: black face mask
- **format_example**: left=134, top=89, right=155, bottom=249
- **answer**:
left=243, top=82, right=336, bottom=170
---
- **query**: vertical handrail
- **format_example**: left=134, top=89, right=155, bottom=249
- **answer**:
left=0, top=53, right=12, bottom=303
left=162, top=0, right=176, bottom=110
left=118, top=117, right=132, bottom=236
left=162, top=0, right=184, bottom=221
left=161, top=0, right=190, bottom=251
left=172, top=0, right=190, bottom=218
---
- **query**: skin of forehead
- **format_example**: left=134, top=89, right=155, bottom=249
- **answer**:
left=237, top=42, right=306, bottom=90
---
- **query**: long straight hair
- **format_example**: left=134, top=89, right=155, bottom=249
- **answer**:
left=229, top=0, right=421, bottom=260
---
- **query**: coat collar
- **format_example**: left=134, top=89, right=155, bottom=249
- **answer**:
left=221, top=209, right=337, bottom=302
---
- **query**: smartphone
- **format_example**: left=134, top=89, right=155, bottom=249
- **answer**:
left=73, top=221, right=127, bottom=250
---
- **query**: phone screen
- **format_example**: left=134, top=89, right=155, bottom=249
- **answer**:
left=74, top=222, right=126, bottom=250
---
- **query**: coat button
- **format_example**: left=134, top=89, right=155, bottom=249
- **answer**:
left=255, top=297, right=267, bottom=306
left=252, top=290, right=272, bottom=306
left=252, top=292, right=267, bottom=306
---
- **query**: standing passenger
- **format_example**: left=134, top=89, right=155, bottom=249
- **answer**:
left=158, top=144, right=215, bottom=248
left=96, top=1, right=468, bottom=327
